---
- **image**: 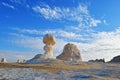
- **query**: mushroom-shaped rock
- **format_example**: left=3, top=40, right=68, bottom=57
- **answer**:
left=43, top=34, right=56, bottom=57
left=56, top=43, right=82, bottom=61
left=43, top=34, right=56, bottom=45
left=26, top=34, right=56, bottom=64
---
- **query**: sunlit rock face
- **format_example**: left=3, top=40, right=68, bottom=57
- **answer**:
left=56, top=43, right=82, bottom=61
left=26, top=34, right=56, bottom=64
left=1, top=57, right=7, bottom=63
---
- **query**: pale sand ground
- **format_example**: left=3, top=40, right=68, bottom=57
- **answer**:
left=0, top=61, right=120, bottom=80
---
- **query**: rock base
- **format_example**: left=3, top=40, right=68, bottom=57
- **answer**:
left=26, top=54, right=54, bottom=64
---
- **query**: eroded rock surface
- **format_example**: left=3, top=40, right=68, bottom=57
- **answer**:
left=26, top=34, right=56, bottom=64
left=26, top=54, right=56, bottom=64
left=56, top=43, right=82, bottom=61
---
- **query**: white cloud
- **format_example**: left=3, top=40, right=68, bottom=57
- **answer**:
left=12, top=28, right=84, bottom=41
left=32, top=5, right=62, bottom=19
left=32, top=4, right=101, bottom=29
left=2, top=2, right=15, bottom=9
left=10, top=33, right=44, bottom=50
left=77, top=27, right=120, bottom=61
left=90, top=18, right=101, bottom=27
left=13, top=28, right=43, bottom=34
left=103, top=20, right=107, bottom=24
left=92, top=28, right=120, bottom=50
left=54, top=39, right=67, bottom=56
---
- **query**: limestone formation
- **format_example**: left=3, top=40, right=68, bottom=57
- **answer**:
left=1, top=57, right=7, bottom=63
left=26, top=34, right=56, bottom=64
left=43, top=34, right=56, bottom=57
left=110, top=55, right=120, bottom=62
left=26, top=54, right=53, bottom=64
left=56, top=43, right=82, bottom=61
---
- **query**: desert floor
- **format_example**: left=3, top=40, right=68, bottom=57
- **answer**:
left=0, top=60, right=120, bottom=80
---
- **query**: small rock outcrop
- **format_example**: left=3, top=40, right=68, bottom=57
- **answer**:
left=26, top=34, right=56, bottom=64
left=110, top=55, right=120, bottom=62
left=1, top=57, right=7, bottom=63
left=56, top=43, right=82, bottom=61
left=17, top=59, right=21, bottom=63
left=88, top=59, right=105, bottom=63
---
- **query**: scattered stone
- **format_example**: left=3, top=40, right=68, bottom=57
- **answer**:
left=56, top=43, right=82, bottom=62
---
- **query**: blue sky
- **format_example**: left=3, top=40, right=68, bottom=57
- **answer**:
left=0, top=0, right=120, bottom=62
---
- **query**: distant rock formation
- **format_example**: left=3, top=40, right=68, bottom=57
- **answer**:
left=26, top=34, right=56, bottom=64
left=56, top=43, right=82, bottom=61
left=88, top=59, right=105, bottom=63
left=110, top=55, right=120, bottom=62
left=1, top=57, right=7, bottom=63
left=17, top=59, right=21, bottom=63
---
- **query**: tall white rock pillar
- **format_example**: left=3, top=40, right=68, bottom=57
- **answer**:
left=43, top=34, right=56, bottom=58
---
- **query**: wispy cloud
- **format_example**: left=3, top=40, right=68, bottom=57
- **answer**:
left=89, top=18, right=101, bottom=27
left=32, top=4, right=101, bottom=30
left=32, top=5, right=62, bottom=19
left=13, top=28, right=43, bottom=34
left=2, top=2, right=15, bottom=9
left=10, top=0, right=27, bottom=4
left=10, top=33, right=43, bottom=50
left=12, top=28, right=85, bottom=41
left=10, top=0, right=29, bottom=9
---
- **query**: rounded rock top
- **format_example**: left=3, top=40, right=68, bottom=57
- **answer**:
left=43, top=34, right=56, bottom=45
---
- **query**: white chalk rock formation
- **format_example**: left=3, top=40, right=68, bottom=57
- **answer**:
left=1, top=57, right=7, bottom=63
left=26, top=34, right=56, bottom=64
left=43, top=34, right=56, bottom=57
left=56, top=43, right=82, bottom=62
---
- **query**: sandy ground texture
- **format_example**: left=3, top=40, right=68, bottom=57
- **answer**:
left=0, top=60, right=120, bottom=80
